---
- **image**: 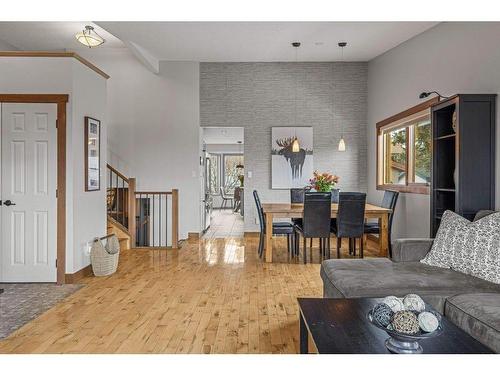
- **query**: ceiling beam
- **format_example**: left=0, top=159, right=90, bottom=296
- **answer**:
left=125, top=41, right=160, bottom=74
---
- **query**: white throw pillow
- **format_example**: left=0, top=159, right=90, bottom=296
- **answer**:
left=421, top=210, right=500, bottom=285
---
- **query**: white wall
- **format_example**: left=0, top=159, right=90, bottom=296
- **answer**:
left=79, top=49, right=200, bottom=239
left=0, top=56, right=107, bottom=273
left=367, top=22, right=500, bottom=239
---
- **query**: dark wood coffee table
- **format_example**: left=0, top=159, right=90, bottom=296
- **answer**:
left=298, top=298, right=493, bottom=354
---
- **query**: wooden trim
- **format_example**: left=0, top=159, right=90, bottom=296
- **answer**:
left=128, top=178, right=137, bottom=246
left=376, top=97, right=439, bottom=129
left=57, top=101, right=67, bottom=284
left=134, top=191, right=172, bottom=195
left=376, top=98, right=437, bottom=195
left=65, top=264, right=92, bottom=284
left=0, top=51, right=110, bottom=79
left=107, top=163, right=129, bottom=183
left=188, top=232, right=200, bottom=240
left=0, top=94, right=69, bottom=103
left=171, top=189, right=179, bottom=248
left=0, top=94, right=68, bottom=284
left=377, top=183, right=430, bottom=195
left=84, top=117, right=101, bottom=191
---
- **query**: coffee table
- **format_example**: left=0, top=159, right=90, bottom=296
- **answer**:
left=298, top=298, right=493, bottom=354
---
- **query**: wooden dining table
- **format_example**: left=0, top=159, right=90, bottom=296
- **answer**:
left=261, top=203, right=392, bottom=262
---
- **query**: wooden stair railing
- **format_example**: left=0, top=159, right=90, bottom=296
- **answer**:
left=106, top=164, right=179, bottom=249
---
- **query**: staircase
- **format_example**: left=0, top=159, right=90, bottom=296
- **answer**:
left=107, top=164, right=179, bottom=249
left=107, top=216, right=131, bottom=251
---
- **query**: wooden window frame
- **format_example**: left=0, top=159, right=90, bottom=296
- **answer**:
left=376, top=97, right=438, bottom=195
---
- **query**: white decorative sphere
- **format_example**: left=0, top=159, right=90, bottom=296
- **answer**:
left=382, top=296, right=405, bottom=312
left=418, top=311, right=439, bottom=333
left=403, top=294, right=426, bottom=312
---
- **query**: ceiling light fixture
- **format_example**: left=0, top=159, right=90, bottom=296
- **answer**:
left=236, top=140, right=244, bottom=169
left=292, top=42, right=301, bottom=153
left=338, top=42, right=347, bottom=152
left=75, top=25, right=105, bottom=48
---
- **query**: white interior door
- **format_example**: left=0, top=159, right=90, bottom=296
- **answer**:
left=1, top=103, right=57, bottom=282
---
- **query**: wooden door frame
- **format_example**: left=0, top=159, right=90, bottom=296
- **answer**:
left=0, top=94, right=68, bottom=284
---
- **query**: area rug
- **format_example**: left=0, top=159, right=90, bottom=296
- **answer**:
left=0, top=283, right=83, bottom=339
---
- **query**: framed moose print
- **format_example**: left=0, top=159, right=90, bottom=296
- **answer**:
left=85, top=116, right=101, bottom=191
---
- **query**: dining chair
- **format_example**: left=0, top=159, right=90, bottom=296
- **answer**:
left=220, top=186, right=234, bottom=209
left=253, top=190, right=294, bottom=258
left=363, top=190, right=399, bottom=258
left=331, top=192, right=366, bottom=258
left=294, top=191, right=332, bottom=264
left=233, top=186, right=242, bottom=212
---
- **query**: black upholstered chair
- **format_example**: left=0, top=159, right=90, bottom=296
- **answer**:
left=253, top=190, right=294, bottom=258
left=331, top=192, right=366, bottom=258
left=364, top=190, right=399, bottom=257
left=294, top=192, right=332, bottom=263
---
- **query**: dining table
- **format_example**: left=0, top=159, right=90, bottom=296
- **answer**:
left=261, top=202, right=392, bottom=263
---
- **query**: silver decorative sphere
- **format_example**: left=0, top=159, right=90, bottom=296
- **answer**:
left=382, top=296, right=405, bottom=312
left=372, top=303, right=394, bottom=327
left=418, top=311, right=439, bottom=333
left=392, top=310, right=420, bottom=335
left=403, top=294, right=426, bottom=312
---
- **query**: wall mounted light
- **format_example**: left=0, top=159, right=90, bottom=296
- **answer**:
left=419, top=91, right=450, bottom=100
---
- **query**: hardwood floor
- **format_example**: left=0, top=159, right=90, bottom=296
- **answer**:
left=0, top=236, right=381, bottom=354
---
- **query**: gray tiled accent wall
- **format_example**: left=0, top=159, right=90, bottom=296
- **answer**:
left=200, top=62, right=368, bottom=231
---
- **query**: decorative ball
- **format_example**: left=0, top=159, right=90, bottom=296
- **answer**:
left=418, top=312, right=439, bottom=333
left=403, top=294, right=426, bottom=312
left=372, top=303, right=394, bottom=327
left=391, top=311, right=420, bottom=335
left=382, top=296, right=405, bottom=313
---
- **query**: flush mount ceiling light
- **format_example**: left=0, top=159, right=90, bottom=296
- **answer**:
left=75, top=26, right=105, bottom=48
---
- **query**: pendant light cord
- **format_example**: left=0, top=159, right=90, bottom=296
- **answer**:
left=340, top=45, right=344, bottom=139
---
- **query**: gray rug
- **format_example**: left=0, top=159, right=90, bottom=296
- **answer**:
left=0, top=283, right=83, bottom=339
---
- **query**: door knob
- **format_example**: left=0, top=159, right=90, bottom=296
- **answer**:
left=3, top=200, right=16, bottom=206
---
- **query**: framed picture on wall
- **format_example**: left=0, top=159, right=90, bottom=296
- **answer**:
left=271, top=127, right=313, bottom=189
left=85, top=116, right=101, bottom=191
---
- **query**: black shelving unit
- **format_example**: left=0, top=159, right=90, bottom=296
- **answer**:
left=430, top=94, right=496, bottom=236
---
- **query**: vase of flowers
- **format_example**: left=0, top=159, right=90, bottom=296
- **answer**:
left=309, top=171, right=340, bottom=193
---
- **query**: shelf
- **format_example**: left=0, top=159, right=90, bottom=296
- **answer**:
left=434, top=134, right=456, bottom=141
left=434, top=188, right=456, bottom=192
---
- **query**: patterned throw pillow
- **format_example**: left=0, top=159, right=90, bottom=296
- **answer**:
left=420, top=210, right=470, bottom=268
left=421, top=210, right=500, bottom=285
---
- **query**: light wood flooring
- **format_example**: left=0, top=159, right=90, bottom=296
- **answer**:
left=0, top=236, right=381, bottom=354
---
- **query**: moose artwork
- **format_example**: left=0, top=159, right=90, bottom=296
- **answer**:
left=271, top=127, right=313, bottom=189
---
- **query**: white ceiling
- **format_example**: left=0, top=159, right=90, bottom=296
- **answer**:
left=96, top=22, right=438, bottom=61
left=0, top=22, right=124, bottom=50
left=203, top=127, right=244, bottom=145
left=0, top=21, right=438, bottom=62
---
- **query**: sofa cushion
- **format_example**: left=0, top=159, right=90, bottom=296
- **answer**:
left=445, top=293, right=500, bottom=353
left=320, top=258, right=500, bottom=313
left=420, top=210, right=470, bottom=269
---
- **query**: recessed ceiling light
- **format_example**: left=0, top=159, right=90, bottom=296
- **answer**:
left=75, top=26, right=105, bottom=48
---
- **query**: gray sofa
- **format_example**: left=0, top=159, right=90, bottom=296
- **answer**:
left=320, top=215, right=500, bottom=353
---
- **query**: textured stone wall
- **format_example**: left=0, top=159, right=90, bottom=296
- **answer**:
left=200, top=62, right=368, bottom=231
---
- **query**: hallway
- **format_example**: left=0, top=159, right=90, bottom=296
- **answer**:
left=203, top=208, right=244, bottom=238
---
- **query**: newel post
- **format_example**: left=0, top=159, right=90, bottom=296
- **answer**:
left=128, top=177, right=136, bottom=247
left=172, top=189, right=179, bottom=248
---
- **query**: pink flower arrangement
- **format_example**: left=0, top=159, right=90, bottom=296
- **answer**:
left=309, top=171, right=340, bottom=192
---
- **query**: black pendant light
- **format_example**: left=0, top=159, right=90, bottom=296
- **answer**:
left=292, top=42, right=301, bottom=153
left=338, top=42, right=347, bottom=152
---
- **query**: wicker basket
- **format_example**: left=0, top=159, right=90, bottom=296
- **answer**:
left=90, top=235, right=120, bottom=277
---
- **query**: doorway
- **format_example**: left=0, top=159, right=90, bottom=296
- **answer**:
left=0, top=95, right=67, bottom=283
left=200, top=127, right=244, bottom=238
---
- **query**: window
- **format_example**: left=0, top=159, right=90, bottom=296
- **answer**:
left=377, top=98, right=437, bottom=194
left=222, top=154, right=244, bottom=194
left=208, top=154, right=220, bottom=195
